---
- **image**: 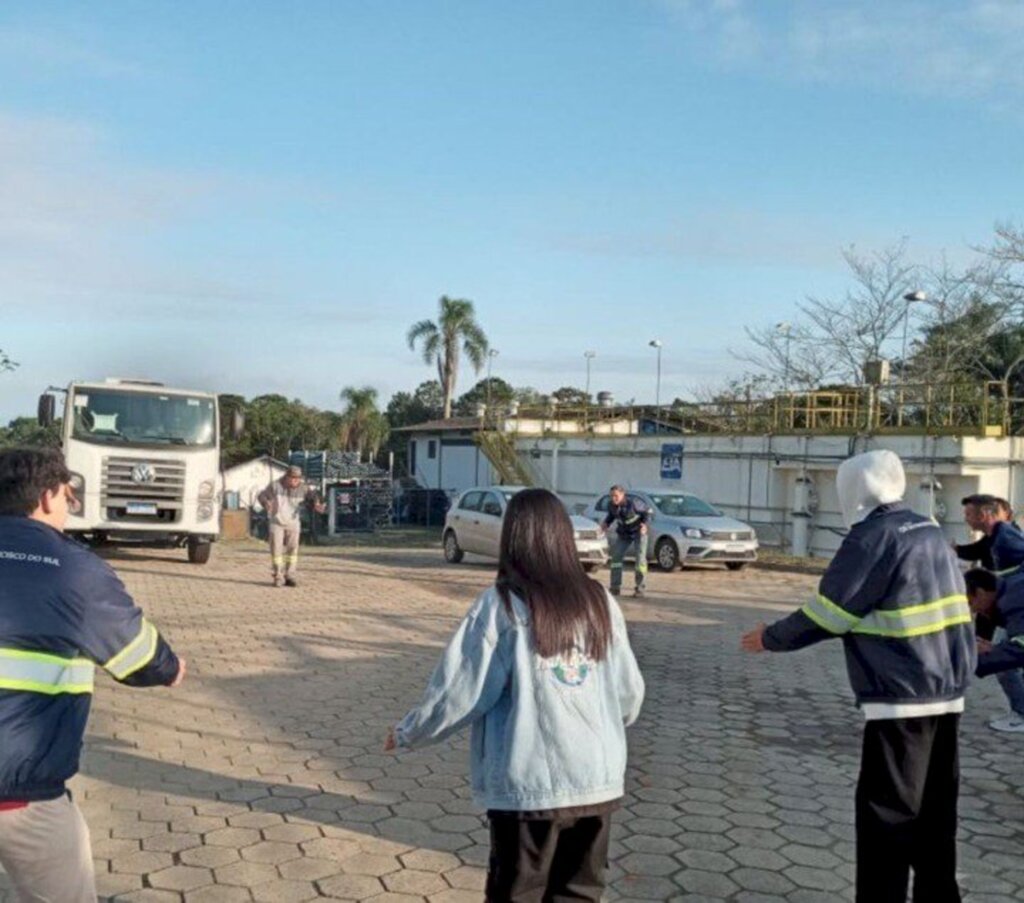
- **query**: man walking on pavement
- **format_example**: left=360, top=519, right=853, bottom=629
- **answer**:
left=258, top=464, right=325, bottom=587
left=741, top=450, right=973, bottom=903
left=0, top=448, right=185, bottom=902
left=960, top=493, right=1024, bottom=575
left=599, top=485, right=650, bottom=597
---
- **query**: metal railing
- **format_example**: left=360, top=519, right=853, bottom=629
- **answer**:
left=477, top=381, right=1024, bottom=438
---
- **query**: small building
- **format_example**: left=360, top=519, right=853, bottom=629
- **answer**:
left=393, top=418, right=497, bottom=494
left=220, top=455, right=288, bottom=509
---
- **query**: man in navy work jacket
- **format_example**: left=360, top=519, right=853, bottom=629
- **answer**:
left=742, top=450, right=973, bottom=903
left=0, top=448, right=185, bottom=901
left=599, top=485, right=650, bottom=597
left=962, top=493, right=1024, bottom=575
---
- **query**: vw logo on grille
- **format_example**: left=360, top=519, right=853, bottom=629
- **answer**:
left=131, top=463, right=156, bottom=484
left=731, top=532, right=737, bottom=541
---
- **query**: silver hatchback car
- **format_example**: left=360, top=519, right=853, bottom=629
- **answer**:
left=583, top=488, right=759, bottom=571
left=443, top=485, right=609, bottom=571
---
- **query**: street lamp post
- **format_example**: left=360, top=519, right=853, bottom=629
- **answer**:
left=486, top=349, right=499, bottom=415
left=901, top=291, right=927, bottom=380
left=649, top=340, right=663, bottom=433
left=584, top=351, right=596, bottom=402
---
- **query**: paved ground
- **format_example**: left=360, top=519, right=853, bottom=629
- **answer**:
left=2, top=540, right=1023, bottom=902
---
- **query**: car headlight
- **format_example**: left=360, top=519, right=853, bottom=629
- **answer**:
left=198, top=479, right=216, bottom=499
left=197, top=503, right=215, bottom=521
left=684, top=527, right=703, bottom=539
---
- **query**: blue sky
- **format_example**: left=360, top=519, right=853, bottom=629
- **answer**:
left=1, top=0, right=1023, bottom=420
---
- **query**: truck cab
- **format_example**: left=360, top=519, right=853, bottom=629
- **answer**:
left=39, top=378, right=233, bottom=564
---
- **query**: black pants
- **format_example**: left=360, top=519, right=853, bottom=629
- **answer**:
left=856, top=714, right=961, bottom=903
left=486, top=813, right=611, bottom=902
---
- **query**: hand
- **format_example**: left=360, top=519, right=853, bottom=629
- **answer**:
left=169, top=657, right=187, bottom=688
left=598, top=524, right=607, bottom=535
left=383, top=727, right=397, bottom=752
left=640, top=524, right=648, bottom=536
left=741, top=624, right=767, bottom=653
left=977, top=638, right=993, bottom=654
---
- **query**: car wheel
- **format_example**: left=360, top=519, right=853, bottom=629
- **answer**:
left=726, top=562, right=746, bottom=571
left=443, top=530, right=465, bottom=564
left=655, top=538, right=680, bottom=571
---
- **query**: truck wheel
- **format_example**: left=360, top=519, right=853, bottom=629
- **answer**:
left=726, top=562, right=746, bottom=571
left=655, top=538, right=680, bottom=571
left=187, top=539, right=212, bottom=565
left=443, top=530, right=464, bottom=564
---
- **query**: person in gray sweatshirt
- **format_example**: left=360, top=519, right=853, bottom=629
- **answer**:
left=386, top=488, right=645, bottom=902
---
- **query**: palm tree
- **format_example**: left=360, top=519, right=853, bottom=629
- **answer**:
left=339, top=386, right=390, bottom=460
left=406, top=296, right=489, bottom=419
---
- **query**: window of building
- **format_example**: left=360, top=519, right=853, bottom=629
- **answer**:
left=427, top=440, right=437, bottom=459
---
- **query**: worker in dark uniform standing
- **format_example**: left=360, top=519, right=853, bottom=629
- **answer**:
left=0, top=448, right=184, bottom=901
left=599, top=485, right=650, bottom=597
left=742, top=450, right=973, bottom=903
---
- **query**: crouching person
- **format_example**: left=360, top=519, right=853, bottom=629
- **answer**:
left=742, top=450, right=974, bottom=903
left=0, top=449, right=185, bottom=902
left=385, top=488, right=645, bottom=902
left=965, top=568, right=1024, bottom=733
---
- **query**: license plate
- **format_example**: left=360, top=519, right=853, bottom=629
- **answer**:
left=127, top=502, right=158, bottom=515
left=726, top=543, right=746, bottom=552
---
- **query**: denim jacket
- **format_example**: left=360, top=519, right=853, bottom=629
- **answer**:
left=395, top=585, right=645, bottom=811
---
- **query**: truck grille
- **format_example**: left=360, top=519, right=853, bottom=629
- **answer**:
left=102, top=457, right=185, bottom=522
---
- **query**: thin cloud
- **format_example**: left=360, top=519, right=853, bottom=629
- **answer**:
left=655, top=0, right=1024, bottom=107
left=0, top=24, right=142, bottom=79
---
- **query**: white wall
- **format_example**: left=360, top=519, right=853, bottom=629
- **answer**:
left=221, top=458, right=287, bottom=509
left=408, top=435, right=494, bottom=493
left=515, top=433, right=1024, bottom=559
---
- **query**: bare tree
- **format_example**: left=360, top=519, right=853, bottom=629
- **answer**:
left=734, top=241, right=918, bottom=389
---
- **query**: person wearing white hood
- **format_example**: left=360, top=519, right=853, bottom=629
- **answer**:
left=742, top=450, right=974, bottom=903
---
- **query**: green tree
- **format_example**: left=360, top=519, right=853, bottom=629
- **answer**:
left=339, top=386, right=389, bottom=460
left=0, top=416, right=61, bottom=448
left=552, top=386, right=591, bottom=406
left=455, top=377, right=515, bottom=415
left=406, top=296, right=489, bottom=419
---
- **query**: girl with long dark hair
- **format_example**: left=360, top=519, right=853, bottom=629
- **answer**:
left=386, top=488, right=645, bottom=901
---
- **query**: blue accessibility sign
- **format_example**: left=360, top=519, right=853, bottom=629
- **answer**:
left=660, top=443, right=683, bottom=480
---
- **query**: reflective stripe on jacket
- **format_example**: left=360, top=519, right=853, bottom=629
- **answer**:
left=603, top=497, right=649, bottom=539
left=763, top=503, right=975, bottom=719
left=0, top=517, right=179, bottom=802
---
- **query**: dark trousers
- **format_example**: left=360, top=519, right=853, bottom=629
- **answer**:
left=855, top=713, right=961, bottom=903
left=486, top=813, right=611, bottom=902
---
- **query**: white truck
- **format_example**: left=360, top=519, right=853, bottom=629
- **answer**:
left=38, top=378, right=241, bottom=564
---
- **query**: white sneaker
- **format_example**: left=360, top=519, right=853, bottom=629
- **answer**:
left=989, top=715, right=1024, bottom=733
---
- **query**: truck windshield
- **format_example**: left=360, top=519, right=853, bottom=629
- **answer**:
left=70, top=389, right=216, bottom=448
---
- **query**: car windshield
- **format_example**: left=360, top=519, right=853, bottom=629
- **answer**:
left=650, top=494, right=720, bottom=517
left=70, top=389, right=216, bottom=448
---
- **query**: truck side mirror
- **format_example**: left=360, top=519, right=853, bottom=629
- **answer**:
left=230, top=409, right=245, bottom=440
left=38, top=394, right=55, bottom=428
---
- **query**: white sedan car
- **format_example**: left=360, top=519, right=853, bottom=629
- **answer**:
left=443, top=485, right=608, bottom=572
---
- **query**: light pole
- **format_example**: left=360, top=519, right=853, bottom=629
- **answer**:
left=486, top=348, right=499, bottom=414
left=901, top=291, right=927, bottom=380
left=649, top=340, right=662, bottom=433
left=584, top=351, right=596, bottom=402
left=776, top=322, right=792, bottom=392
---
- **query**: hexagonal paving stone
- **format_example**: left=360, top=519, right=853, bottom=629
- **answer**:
left=251, top=878, right=320, bottom=902
left=240, top=840, right=303, bottom=864
left=383, top=868, right=449, bottom=896
left=214, top=859, right=281, bottom=887
left=147, top=865, right=215, bottom=892
left=317, top=872, right=385, bottom=899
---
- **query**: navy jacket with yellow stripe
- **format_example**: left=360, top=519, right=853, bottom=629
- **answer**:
left=0, top=517, right=179, bottom=802
left=764, top=503, right=975, bottom=719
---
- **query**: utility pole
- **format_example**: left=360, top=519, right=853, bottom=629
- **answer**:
left=649, top=339, right=663, bottom=433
